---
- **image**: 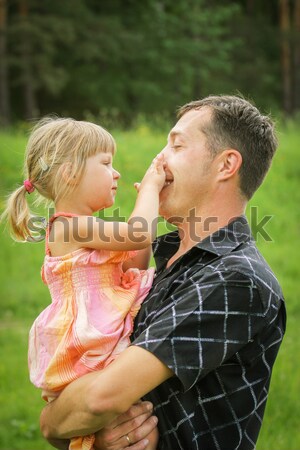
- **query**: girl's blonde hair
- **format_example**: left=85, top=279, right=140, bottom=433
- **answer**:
left=2, top=116, right=116, bottom=241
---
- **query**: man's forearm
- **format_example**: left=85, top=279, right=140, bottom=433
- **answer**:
left=40, top=346, right=172, bottom=441
left=40, top=370, right=121, bottom=440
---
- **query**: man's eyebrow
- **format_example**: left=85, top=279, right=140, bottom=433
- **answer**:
left=168, top=130, right=187, bottom=140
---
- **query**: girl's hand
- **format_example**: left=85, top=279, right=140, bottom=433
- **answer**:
left=134, top=154, right=166, bottom=193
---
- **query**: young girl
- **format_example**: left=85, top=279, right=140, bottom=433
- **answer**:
left=3, top=117, right=165, bottom=450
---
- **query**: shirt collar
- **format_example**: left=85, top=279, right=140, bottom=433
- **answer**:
left=153, top=215, right=253, bottom=271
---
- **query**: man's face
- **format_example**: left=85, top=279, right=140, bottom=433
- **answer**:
left=159, top=107, right=216, bottom=222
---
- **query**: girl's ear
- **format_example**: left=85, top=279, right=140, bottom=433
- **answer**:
left=60, top=163, right=78, bottom=185
left=216, top=149, right=242, bottom=181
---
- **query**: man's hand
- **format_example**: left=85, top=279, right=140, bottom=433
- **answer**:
left=94, top=401, right=158, bottom=450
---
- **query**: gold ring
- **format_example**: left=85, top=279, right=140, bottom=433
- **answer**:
left=125, top=434, right=131, bottom=445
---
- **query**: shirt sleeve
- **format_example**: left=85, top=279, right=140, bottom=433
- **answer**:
left=132, top=269, right=267, bottom=392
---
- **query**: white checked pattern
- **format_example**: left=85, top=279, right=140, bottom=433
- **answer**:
left=132, top=216, right=286, bottom=450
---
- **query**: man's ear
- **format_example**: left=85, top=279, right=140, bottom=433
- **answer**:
left=216, top=149, right=242, bottom=181
left=60, top=162, right=78, bottom=185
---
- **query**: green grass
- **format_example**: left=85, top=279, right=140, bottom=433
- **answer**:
left=0, top=121, right=299, bottom=449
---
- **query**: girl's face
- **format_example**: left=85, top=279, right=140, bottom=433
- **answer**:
left=74, top=152, right=120, bottom=214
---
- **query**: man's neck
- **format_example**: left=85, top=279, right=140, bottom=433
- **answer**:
left=174, top=200, right=246, bottom=256
left=166, top=208, right=245, bottom=269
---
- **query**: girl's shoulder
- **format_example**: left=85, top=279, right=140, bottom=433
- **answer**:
left=46, top=212, right=92, bottom=257
left=47, top=215, right=81, bottom=257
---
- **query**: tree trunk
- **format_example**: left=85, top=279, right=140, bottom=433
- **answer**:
left=0, top=0, right=11, bottom=126
left=279, top=0, right=293, bottom=115
left=19, top=0, right=39, bottom=120
left=293, top=0, right=300, bottom=111
left=246, top=0, right=255, bottom=16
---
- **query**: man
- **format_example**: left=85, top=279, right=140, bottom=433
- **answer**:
left=41, top=95, right=286, bottom=450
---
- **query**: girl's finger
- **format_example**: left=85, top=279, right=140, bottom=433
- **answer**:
left=134, top=182, right=141, bottom=192
left=151, top=156, right=164, bottom=173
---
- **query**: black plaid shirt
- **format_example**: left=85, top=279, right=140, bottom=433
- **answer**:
left=132, top=216, right=286, bottom=450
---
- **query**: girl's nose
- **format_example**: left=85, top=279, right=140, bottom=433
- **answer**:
left=114, top=169, right=121, bottom=179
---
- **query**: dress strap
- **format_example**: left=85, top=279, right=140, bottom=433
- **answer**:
left=45, top=212, right=80, bottom=256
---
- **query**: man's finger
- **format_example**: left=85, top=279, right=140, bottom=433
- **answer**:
left=94, top=414, right=157, bottom=450
left=126, top=415, right=158, bottom=444
left=108, top=402, right=153, bottom=428
left=124, top=438, right=149, bottom=450
left=100, top=411, right=154, bottom=444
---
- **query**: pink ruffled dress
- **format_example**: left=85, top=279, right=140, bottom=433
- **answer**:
left=28, top=213, right=154, bottom=450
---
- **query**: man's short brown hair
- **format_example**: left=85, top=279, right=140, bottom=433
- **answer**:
left=178, top=95, right=278, bottom=199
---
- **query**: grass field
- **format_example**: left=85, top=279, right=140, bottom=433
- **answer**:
left=0, top=121, right=299, bottom=449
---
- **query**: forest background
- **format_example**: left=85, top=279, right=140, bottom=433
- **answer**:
left=0, top=0, right=300, bottom=449
left=0, top=0, right=300, bottom=125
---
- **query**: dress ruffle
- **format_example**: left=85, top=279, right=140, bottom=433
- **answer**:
left=29, top=247, right=154, bottom=396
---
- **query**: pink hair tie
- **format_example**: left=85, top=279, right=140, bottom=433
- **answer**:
left=23, top=179, right=35, bottom=194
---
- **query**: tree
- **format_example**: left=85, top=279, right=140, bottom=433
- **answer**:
left=279, top=0, right=300, bottom=115
left=18, top=0, right=39, bottom=119
left=294, top=0, right=300, bottom=110
left=0, top=0, right=10, bottom=126
left=3, top=0, right=297, bottom=124
left=279, top=0, right=292, bottom=114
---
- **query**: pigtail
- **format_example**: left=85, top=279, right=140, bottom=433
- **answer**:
left=1, top=184, right=33, bottom=241
left=2, top=116, right=117, bottom=242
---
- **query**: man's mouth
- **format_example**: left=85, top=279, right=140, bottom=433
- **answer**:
left=163, top=172, right=174, bottom=188
left=163, top=167, right=174, bottom=188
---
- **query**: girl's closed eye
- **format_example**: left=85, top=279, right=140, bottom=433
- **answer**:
left=101, top=156, right=113, bottom=165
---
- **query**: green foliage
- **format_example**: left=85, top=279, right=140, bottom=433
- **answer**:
left=0, top=123, right=299, bottom=449
left=5, top=0, right=282, bottom=125
left=248, top=121, right=300, bottom=449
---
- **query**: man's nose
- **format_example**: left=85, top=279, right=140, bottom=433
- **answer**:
left=160, top=146, right=170, bottom=168
left=160, top=145, right=168, bottom=158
